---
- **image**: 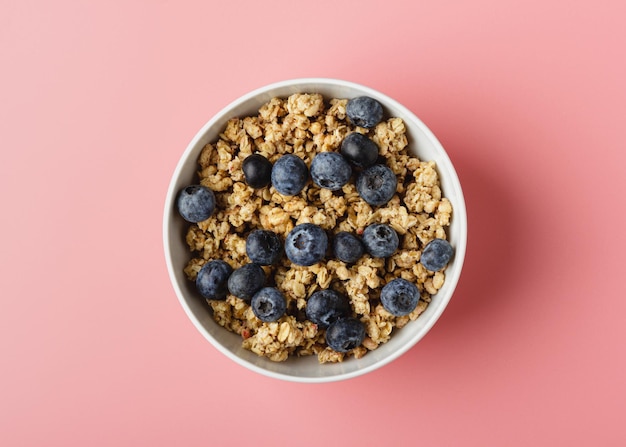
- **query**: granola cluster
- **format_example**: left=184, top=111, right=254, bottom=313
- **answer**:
left=183, top=93, right=452, bottom=363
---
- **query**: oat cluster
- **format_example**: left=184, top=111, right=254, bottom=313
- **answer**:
left=183, top=93, right=452, bottom=363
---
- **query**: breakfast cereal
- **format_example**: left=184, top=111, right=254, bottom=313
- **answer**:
left=182, top=93, right=452, bottom=363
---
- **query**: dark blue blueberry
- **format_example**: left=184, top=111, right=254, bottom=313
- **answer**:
left=176, top=185, right=216, bottom=223
left=271, top=154, right=308, bottom=196
left=227, top=263, right=266, bottom=302
left=380, top=278, right=420, bottom=316
left=333, top=231, right=364, bottom=263
left=420, top=238, right=454, bottom=271
left=242, top=154, right=273, bottom=188
left=310, top=152, right=352, bottom=191
left=325, top=318, right=366, bottom=353
left=196, top=260, right=232, bottom=300
left=305, top=289, right=351, bottom=329
left=285, top=223, right=328, bottom=266
left=340, top=132, right=379, bottom=168
left=356, top=164, right=397, bottom=206
left=362, top=224, right=399, bottom=258
left=246, top=229, right=282, bottom=265
left=346, top=96, right=384, bottom=129
left=251, top=287, right=287, bottom=322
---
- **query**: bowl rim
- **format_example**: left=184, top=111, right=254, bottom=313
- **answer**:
left=163, top=77, right=467, bottom=383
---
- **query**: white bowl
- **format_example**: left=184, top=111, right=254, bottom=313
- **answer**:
left=163, top=78, right=467, bottom=383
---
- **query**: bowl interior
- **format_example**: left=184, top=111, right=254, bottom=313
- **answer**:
left=164, top=78, right=467, bottom=383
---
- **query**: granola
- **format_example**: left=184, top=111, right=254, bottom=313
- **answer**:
left=183, top=93, right=452, bottom=363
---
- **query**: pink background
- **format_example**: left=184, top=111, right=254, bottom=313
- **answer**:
left=2, top=0, right=625, bottom=445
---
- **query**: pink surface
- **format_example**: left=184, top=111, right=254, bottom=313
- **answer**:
left=1, top=0, right=625, bottom=445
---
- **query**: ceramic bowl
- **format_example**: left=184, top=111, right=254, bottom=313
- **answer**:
left=163, top=78, right=467, bottom=383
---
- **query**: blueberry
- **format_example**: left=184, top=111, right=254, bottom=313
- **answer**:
left=362, top=224, right=399, bottom=258
left=305, top=289, right=351, bottom=329
left=325, top=318, right=366, bottom=353
left=380, top=278, right=420, bottom=316
left=356, top=164, right=397, bottom=206
left=242, top=154, right=272, bottom=188
left=346, top=96, right=384, bottom=129
left=176, top=185, right=216, bottom=223
left=340, top=132, right=379, bottom=168
left=196, top=260, right=232, bottom=300
left=285, top=223, right=328, bottom=266
left=420, top=238, right=454, bottom=271
left=251, top=287, right=287, bottom=322
left=333, top=231, right=364, bottom=263
left=271, top=154, right=308, bottom=196
left=310, top=152, right=352, bottom=191
left=227, top=263, right=266, bottom=302
left=246, top=229, right=282, bottom=265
